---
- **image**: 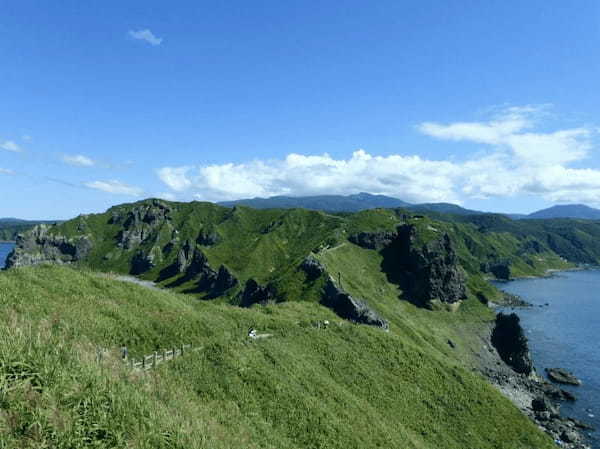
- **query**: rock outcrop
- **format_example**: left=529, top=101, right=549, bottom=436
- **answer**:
left=115, top=200, right=172, bottom=249
left=300, top=256, right=326, bottom=281
left=349, top=231, right=398, bottom=251
left=322, top=277, right=389, bottom=329
left=545, top=368, right=582, bottom=386
left=239, top=279, right=277, bottom=307
left=170, top=243, right=238, bottom=297
left=6, top=225, right=93, bottom=268
left=380, top=224, right=467, bottom=306
left=491, top=313, right=533, bottom=375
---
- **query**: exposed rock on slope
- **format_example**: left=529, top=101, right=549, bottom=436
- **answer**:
left=322, top=277, right=389, bottom=329
left=300, top=255, right=326, bottom=281
left=164, top=241, right=238, bottom=297
left=114, top=200, right=172, bottom=249
left=491, top=313, right=533, bottom=375
left=239, top=279, right=277, bottom=307
left=378, top=224, right=467, bottom=306
left=6, top=225, right=92, bottom=268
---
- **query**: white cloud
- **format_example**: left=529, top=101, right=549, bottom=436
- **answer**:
left=61, top=154, right=96, bottom=167
left=128, top=29, right=162, bottom=46
left=1, top=141, right=23, bottom=152
left=157, top=166, right=193, bottom=191
left=84, top=180, right=143, bottom=196
left=156, top=106, right=600, bottom=206
left=0, top=168, right=15, bottom=175
left=417, top=105, right=590, bottom=166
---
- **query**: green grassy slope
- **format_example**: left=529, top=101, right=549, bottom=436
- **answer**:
left=23, top=200, right=577, bottom=298
left=0, top=265, right=554, bottom=449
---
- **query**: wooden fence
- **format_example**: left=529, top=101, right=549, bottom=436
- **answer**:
left=124, top=344, right=194, bottom=371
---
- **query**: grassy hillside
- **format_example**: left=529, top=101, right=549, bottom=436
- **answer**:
left=0, top=264, right=555, bottom=449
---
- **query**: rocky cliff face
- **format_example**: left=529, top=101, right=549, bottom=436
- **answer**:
left=491, top=313, right=533, bottom=375
left=378, top=224, right=467, bottom=307
left=113, top=200, right=173, bottom=250
left=6, top=225, right=92, bottom=269
left=163, top=241, right=238, bottom=298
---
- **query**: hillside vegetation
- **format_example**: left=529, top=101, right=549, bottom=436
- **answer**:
left=4, top=198, right=598, bottom=448
left=0, top=264, right=555, bottom=449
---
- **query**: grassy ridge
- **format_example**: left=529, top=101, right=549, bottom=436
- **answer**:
left=0, top=265, right=554, bottom=449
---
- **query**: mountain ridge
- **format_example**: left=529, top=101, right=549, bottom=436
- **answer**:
left=218, top=192, right=600, bottom=220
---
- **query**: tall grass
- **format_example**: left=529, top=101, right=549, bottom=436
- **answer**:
left=0, top=265, right=554, bottom=448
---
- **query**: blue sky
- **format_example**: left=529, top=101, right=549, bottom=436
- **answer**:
left=1, top=1, right=599, bottom=219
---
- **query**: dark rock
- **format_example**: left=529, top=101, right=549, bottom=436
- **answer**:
left=546, top=368, right=582, bottom=386
left=489, top=261, right=511, bottom=280
left=240, top=279, right=277, bottom=307
left=539, top=381, right=577, bottom=402
left=130, top=250, right=154, bottom=275
left=163, top=243, right=237, bottom=298
left=500, top=292, right=532, bottom=307
left=322, top=278, right=389, bottom=329
left=568, top=418, right=595, bottom=431
left=491, top=313, right=533, bottom=375
left=381, top=225, right=467, bottom=306
left=532, top=396, right=559, bottom=416
left=213, top=265, right=238, bottom=295
left=300, top=256, right=326, bottom=281
left=349, top=231, right=398, bottom=250
left=560, top=429, right=581, bottom=444
left=197, top=228, right=220, bottom=246
left=447, top=339, right=456, bottom=349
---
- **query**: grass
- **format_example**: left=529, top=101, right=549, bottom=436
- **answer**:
left=0, top=264, right=555, bottom=449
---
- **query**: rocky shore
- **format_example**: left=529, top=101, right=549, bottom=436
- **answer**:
left=478, top=313, right=593, bottom=448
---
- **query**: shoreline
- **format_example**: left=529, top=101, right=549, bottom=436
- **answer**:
left=476, top=321, right=592, bottom=448
left=489, top=276, right=595, bottom=448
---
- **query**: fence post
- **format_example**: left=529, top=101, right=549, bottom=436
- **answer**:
left=163, top=349, right=166, bottom=363
left=181, top=344, right=184, bottom=356
left=153, top=352, right=157, bottom=368
left=142, top=356, right=146, bottom=370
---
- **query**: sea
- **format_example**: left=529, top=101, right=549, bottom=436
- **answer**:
left=495, top=270, right=600, bottom=447
left=0, top=241, right=15, bottom=269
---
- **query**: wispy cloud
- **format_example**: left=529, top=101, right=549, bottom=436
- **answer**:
left=61, top=154, right=96, bottom=167
left=128, top=29, right=163, bottom=46
left=84, top=180, right=143, bottom=196
left=1, top=141, right=23, bottom=153
left=0, top=168, right=15, bottom=175
left=156, top=106, right=600, bottom=206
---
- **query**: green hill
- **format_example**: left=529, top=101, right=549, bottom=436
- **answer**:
left=0, top=264, right=555, bottom=449
left=4, top=198, right=597, bottom=448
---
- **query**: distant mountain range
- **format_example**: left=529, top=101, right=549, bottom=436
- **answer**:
left=219, top=193, right=600, bottom=220
left=525, top=204, right=600, bottom=220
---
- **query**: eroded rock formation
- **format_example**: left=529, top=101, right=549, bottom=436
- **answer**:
left=322, top=277, right=389, bottom=329
left=6, top=225, right=92, bottom=268
left=491, top=313, right=533, bottom=375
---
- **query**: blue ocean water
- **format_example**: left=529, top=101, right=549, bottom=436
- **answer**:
left=0, top=242, right=15, bottom=269
left=496, top=270, right=600, bottom=447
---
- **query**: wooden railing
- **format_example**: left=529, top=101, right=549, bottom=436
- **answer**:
left=124, top=344, right=194, bottom=371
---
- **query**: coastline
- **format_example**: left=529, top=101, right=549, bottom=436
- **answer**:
left=487, top=274, right=595, bottom=449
